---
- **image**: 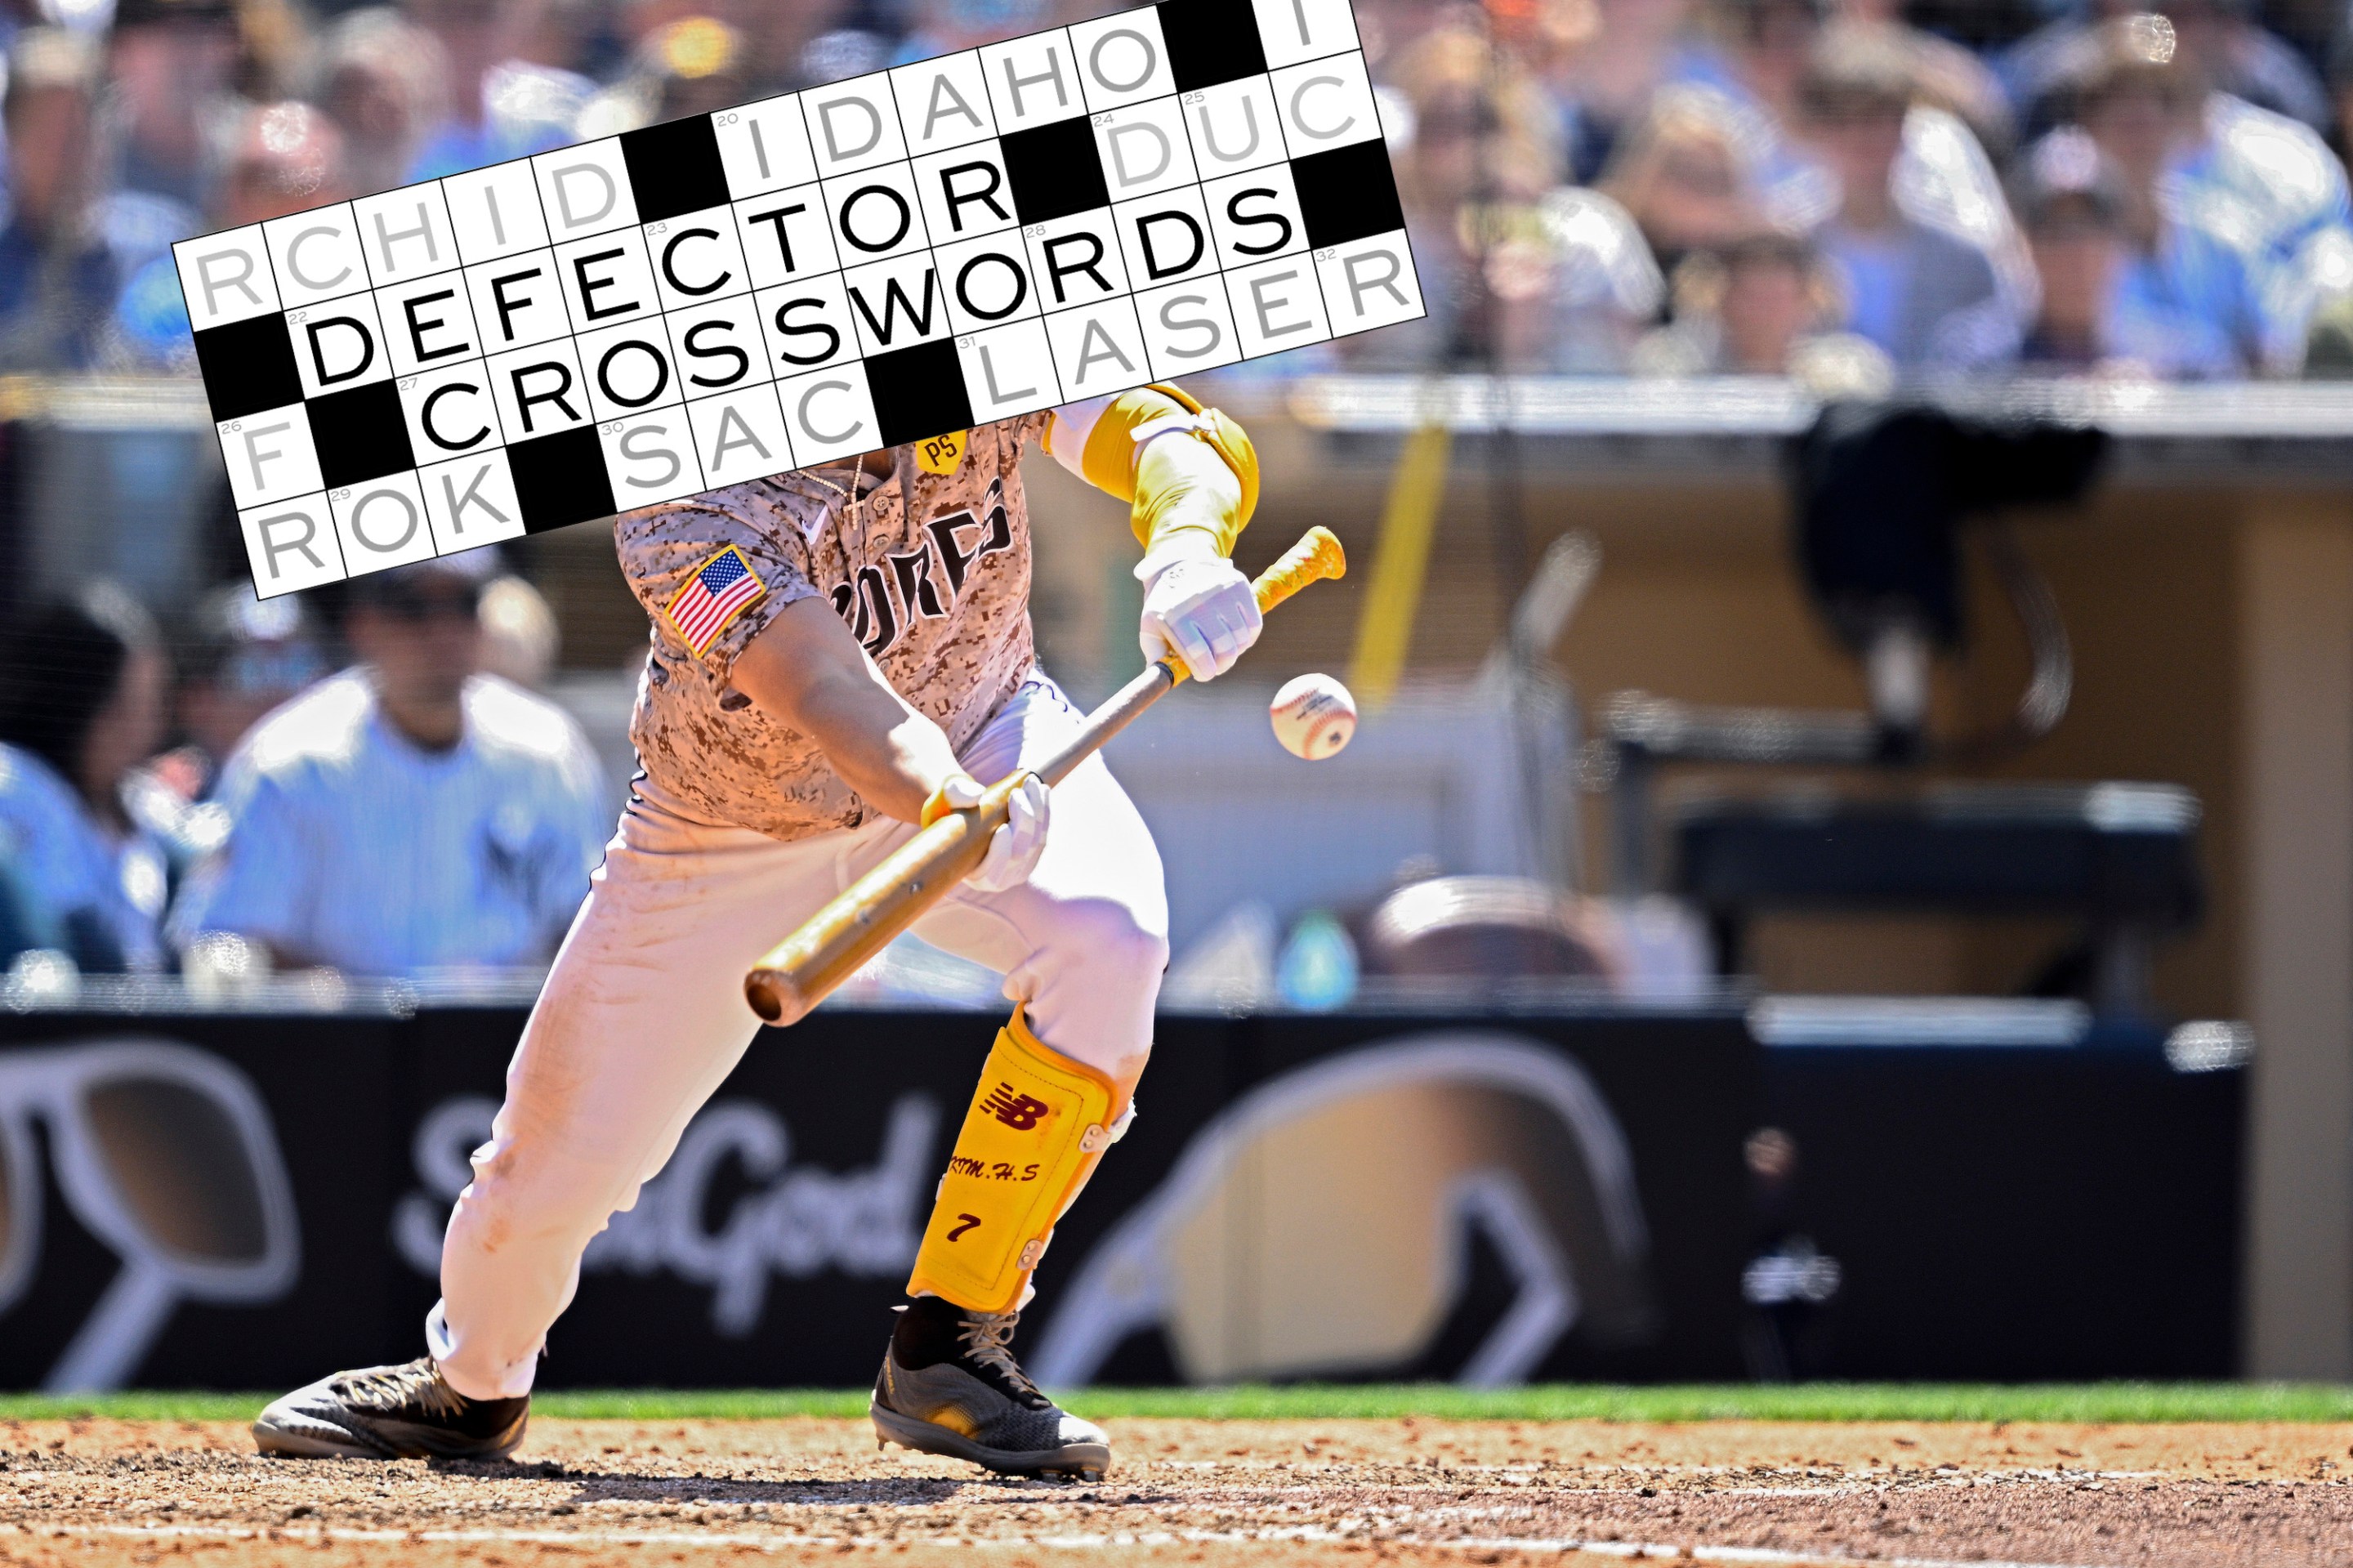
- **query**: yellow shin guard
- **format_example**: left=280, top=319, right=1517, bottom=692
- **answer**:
left=908, top=1009, right=1125, bottom=1314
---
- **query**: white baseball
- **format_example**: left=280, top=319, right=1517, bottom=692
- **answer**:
left=1270, top=673, right=1357, bottom=760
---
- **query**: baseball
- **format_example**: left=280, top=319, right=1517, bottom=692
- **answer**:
left=1270, top=673, right=1358, bottom=760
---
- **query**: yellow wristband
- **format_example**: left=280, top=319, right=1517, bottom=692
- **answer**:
left=921, top=775, right=979, bottom=827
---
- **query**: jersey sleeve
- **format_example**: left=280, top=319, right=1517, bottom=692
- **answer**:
left=167, top=757, right=312, bottom=957
left=614, top=486, right=825, bottom=678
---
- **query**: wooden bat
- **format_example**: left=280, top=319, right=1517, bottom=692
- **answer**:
left=744, top=525, right=1348, bottom=1025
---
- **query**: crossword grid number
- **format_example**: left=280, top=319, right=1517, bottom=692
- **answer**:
left=174, top=0, right=1425, bottom=597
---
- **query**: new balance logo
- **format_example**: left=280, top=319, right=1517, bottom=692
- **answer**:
left=983, top=1083, right=1049, bottom=1130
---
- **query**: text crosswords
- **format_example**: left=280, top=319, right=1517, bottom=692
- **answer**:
left=172, top=0, right=1423, bottom=597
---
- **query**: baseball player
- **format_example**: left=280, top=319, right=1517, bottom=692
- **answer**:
left=251, top=384, right=1263, bottom=1480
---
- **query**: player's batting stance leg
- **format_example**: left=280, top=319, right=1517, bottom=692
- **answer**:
left=249, top=389, right=1263, bottom=1479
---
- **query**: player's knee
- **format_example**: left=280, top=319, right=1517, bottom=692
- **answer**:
left=1070, top=898, right=1168, bottom=995
left=452, top=1135, right=607, bottom=1245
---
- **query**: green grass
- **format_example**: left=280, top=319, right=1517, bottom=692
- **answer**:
left=12, top=1384, right=2353, bottom=1424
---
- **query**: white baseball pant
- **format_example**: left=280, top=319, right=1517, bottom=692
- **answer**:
left=426, top=673, right=1170, bottom=1400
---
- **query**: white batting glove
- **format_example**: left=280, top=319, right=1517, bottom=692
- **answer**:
left=936, top=772, right=1051, bottom=892
left=1139, top=554, right=1262, bottom=681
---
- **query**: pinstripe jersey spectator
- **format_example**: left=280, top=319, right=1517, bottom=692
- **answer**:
left=170, top=555, right=609, bottom=978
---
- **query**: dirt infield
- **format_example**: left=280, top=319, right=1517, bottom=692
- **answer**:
left=3, top=1415, right=2349, bottom=1567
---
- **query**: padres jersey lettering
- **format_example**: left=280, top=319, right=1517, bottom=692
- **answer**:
left=828, top=490, right=1016, bottom=659
left=614, top=413, right=1047, bottom=841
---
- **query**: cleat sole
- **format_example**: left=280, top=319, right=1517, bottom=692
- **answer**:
left=869, top=1398, right=1111, bottom=1481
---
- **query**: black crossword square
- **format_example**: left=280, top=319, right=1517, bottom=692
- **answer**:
left=194, top=313, right=302, bottom=422
left=1000, top=118, right=1110, bottom=225
left=306, top=381, right=415, bottom=488
left=1159, top=0, right=1267, bottom=92
left=868, top=340, right=975, bottom=449
left=508, top=426, right=615, bottom=532
left=1293, top=141, right=1406, bottom=249
left=622, top=116, right=733, bottom=223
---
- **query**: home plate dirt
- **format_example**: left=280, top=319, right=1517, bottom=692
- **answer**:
left=3, top=1417, right=2351, bottom=1567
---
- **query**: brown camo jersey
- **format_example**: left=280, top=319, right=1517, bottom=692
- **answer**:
left=614, top=413, right=1051, bottom=841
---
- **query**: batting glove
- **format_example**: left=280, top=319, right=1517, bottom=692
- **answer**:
left=1139, top=553, right=1261, bottom=681
left=931, top=771, right=1051, bottom=892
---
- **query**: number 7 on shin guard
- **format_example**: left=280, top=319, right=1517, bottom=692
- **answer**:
left=910, top=1009, right=1123, bottom=1314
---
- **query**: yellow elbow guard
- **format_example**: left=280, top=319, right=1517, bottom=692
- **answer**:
left=1073, top=384, right=1260, bottom=557
left=908, top=1008, right=1125, bottom=1313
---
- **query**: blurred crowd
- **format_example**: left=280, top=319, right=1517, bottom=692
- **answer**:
left=5, top=0, right=2353, bottom=989
left=1360, top=0, right=2353, bottom=381
left=0, top=0, right=2347, bottom=380
left=0, top=558, right=609, bottom=985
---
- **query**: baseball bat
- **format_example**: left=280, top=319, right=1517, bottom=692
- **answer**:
left=744, top=525, right=1347, bottom=1025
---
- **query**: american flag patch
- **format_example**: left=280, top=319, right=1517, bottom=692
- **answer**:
left=665, top=546, right=767, bottom=656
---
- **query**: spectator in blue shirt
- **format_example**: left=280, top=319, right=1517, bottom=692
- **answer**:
left=172, top=554, right=609, bottom=979
left=0, top=29, right=122, bottom=369
left=0, top=584, right=173, bottom=972
left=2069, top=19, right=2270, bottom=377
left=1797, top=27, right=2017, bottom=369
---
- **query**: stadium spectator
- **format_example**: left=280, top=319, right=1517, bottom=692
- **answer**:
left=2003, top=0, right=2328, bottom=134
left=168, top=587, right=327, bottom=791
left=400, top=0, right=595, bottom=181
left=1363, top=21, right=1671, bottom=373
left=103, top=0, right=242, bottom=212
left=2151, top=38, right=2353, bottom=372
left=0, top=29, right=121, bottom=369
left=1601, top=85, right=1773, bottom=270
left=0, top=584, right=172, bottom=973
left=120, top=587, right=323, bottom=873
left=319, top=7, right=454, bottom=196
left=214, top=102, right=354, bottom=228
left=2066, top=18, right=2270, bottom=377
left=2012, top=129, right=2135, bottom=371
left=109, top=101, right=353, bottom=369
left=171, top=554, right=609, bottom=978
left=1797, top=26, right=2017, bottom=367
left=1827, top=2, right=2014, bottom=156
left=1353, top=25, right=1662, bottom=372
left=1693, top=0, right=1823, bottom=135
left=1632, top=227, right=1889, bottom=380
left=1534, top=0, right=1708, bottom=185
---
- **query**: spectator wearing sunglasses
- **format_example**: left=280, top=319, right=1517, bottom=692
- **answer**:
left=0, top=584, right=174, bottom=973
left=171, top=552, right=608, bottom=979
left=122, top=587, right=329, bottom=875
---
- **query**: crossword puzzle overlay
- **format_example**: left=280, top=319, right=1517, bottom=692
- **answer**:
left=173, top=0, right=1423, bottom=596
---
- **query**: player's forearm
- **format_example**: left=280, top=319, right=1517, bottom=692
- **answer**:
left=733, top=599, right=962, bottom=824
left=804, top=683, right=963, bottom=824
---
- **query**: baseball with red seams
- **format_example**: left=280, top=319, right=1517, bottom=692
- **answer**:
left=1270, top=673, right=1358, bottom=760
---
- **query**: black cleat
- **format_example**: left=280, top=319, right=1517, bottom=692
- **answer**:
left=252, top=1357, right=529, bottom=1460
left=871, top=1297, right=1110, bottom=1480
